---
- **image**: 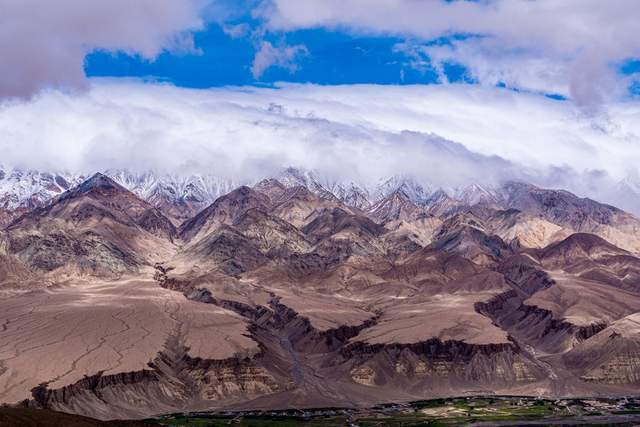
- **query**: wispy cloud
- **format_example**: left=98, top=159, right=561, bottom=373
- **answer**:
left=251, top=41, right=309, bottom=79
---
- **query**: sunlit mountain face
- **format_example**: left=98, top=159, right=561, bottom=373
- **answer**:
left=2, top=0, right=640, bottom=424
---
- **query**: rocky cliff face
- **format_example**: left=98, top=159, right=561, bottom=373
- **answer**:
left=29, top=338, right=283, bottom=420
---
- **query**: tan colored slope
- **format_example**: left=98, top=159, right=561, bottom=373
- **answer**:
left=491, top=212, right=570, bottom=249
left=0, top=275, right=257, bottom=405
left=537, top=233, right=640, bottom=292
left=172, top=269, right=274, bottom=309
left=564, top=313, right=640, bottom=384
left=0, top=254, right=40, bottom=289
left=354, top=292, right=510, bottom=346
left=525, top=273, right=640, bottom=327
left=384, top=216, right=442, bottom=245
left=353, top=270, right=513, bottom=346
left=232, top=208, right=312, bottom=255
left=7, top=214, right=175, bottom=277
left=274, top=287, right=375, bottom=331
left=242, top=240, right=512, bottom=345
left=382, top=216, right=443, bottom=259
left=501, top=181, right=640, bottom=254
left=0, top=233, right=43, bottom=289
left=160, top=258, right=377, bottom=332
left=591, top=223, right=640, bottom=254
left=428, top=212, right=512, bottom=266
left=241, top=258, right=387, bottom=330
left=170, top=225, right=269, bottom=276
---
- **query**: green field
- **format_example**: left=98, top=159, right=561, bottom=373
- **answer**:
left=157, top=415, right=348, bottom=426
left=153, top=396, right=640, bottom=427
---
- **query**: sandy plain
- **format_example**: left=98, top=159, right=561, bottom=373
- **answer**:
left=0, top=272, right=257, bottom=404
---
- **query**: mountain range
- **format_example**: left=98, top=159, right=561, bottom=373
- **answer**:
left=1, top=167, right=640, bottom=420
left=3, top=165, right=638, bottom=222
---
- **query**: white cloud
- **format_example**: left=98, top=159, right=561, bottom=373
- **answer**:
left=223, top=23, right=251, bottom=39
left=0, top=0, right=207, bottom=98
left=251, top=41, right=309, bottom=79
left=258, top=0, right=640, bottom=109
left=1, top=80, right=640, bottom=211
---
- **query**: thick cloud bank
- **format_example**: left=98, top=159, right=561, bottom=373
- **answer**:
left=1, top=80, right=640, bottom=210
left=259, top=0, right=640, bottom=109
left=0, top=0, right=205, bottom=98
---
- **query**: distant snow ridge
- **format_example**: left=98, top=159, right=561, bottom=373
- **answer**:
left=106, top=169, right=239, bottom=208
left=0, top=165, right=507, bottom=217
left=372, top=176, right=432, bottom=206
left=0, top=166, right=84, bottom=210
left=453, top=183, right=502, bottom=206
left=276, top=167, right=434, bottom=209
left=0, top=166, right=240, bottom=218
left=3, top=165, right=640, bottom=219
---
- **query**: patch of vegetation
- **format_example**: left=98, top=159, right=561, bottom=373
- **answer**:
left=154, top=397, right=640, bottom=427
left=158, top=415, right=348, bottom=427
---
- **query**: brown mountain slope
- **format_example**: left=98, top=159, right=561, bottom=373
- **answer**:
left=173, top=225, right=269, bottom=276
left=538, top=233, right=640, bottom=292
left=0, top=254, right=40, bottom=289
left=502, top=181, right=640, bottom=253
left=430, top=213, right=512, bottom=266
left=487, top=208, right=570, bottom=249
left=480, top=233, right=640, bottom=356
left=266, top=184, right=350, bottom=229
left=179, top=186, right=269, bottom=243
left=563, top=313, right=640, bottom=384
left=381, top=215, right=442, bottom=260
left=4, top=174, right=176, bottom=276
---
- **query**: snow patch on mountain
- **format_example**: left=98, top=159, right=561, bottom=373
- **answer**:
left=106, top=169, right=239, bottom=208
left=3, top=165, right=640, bottom=221
left=0, top=166, right=84, bottom=210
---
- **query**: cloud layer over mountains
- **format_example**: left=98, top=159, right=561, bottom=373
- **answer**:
left=1, top=80, right=640, bottom=212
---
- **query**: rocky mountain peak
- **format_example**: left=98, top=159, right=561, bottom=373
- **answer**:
left=74, top=172, right=123, bottom=193
left=368, top=188, right=423, bottom=223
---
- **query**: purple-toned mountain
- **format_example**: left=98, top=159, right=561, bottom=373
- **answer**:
left=1, top=172, right=640, bottom=420
left=5, top=173, right=176, bottom=276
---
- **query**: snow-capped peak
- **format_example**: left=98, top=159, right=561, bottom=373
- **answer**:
left=371, top=175, right=432, bottom=206
left=453, top=183, right=501, bottom=206
left=0, top=166, right=84, bottom=210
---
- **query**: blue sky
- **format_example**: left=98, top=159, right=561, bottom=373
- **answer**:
left=81, top=3, right=638, bottom=102
left=5, top=0, right=640, bottom=104
left=85, top=26, right=455, bottom=87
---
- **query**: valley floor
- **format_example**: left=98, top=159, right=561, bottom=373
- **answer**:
left=0, top=274, right=256, bottom=408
